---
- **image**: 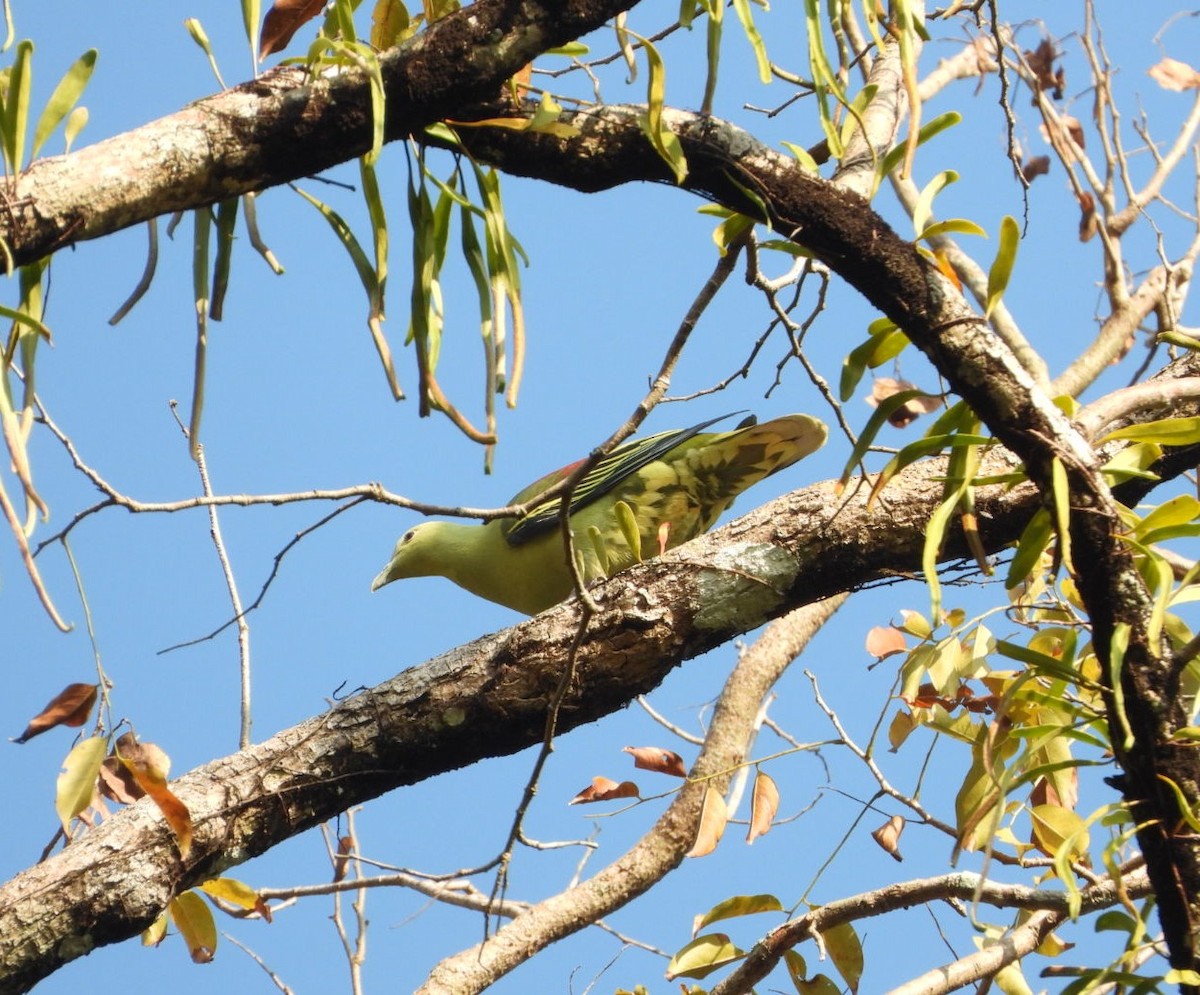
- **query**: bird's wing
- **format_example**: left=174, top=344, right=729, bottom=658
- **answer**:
left=503, top=413, right=744, bottom=546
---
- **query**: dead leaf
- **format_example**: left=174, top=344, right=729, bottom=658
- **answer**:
left=687, top=786, right=728, bottom=857
left=568, top=776, right=640, bottom=805
left=259, top=0, right=327, bottom=58
left=1149, top=57, right=1200, bottom=92
left=1023, top=39, right=1064, bottom=99
left=1078, top=190, right=1098, bottom=242
left=1021, top=155, right=1051, bottom=183
left=333, top=835, right=354, bottom=883
left=623, top=745, right=687, bottom=777
left=870, top=815, right=906, bottom=861
left=865, top=378, right=942, bottom=428
left=746, top=770, right=779, bottom=844
left=14, top=683, right=98, bottom=743
left=97, top=754, right=144, bottom=804
left=118, top=736, right=193, bottom=858
left=866, top=625, right=907, bottom=661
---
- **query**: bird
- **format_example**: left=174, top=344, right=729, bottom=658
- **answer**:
left=371, top=412, right=827, bottom=615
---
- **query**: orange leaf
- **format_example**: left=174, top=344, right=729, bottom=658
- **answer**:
left=333, top=835, right=354, bottom=883
left=623, top=745, right=687, bottom=777
left=865, top=625, right=907, bottom=661
left=118, top=737, right=193, bottom=858
left=259, top=0, right=327, bottom=58
left=687, top=786, right=728, bottom=858
left=568, top=776, right=640, bottom=805
left=870, top=815, right=906, bottom=861
left=746, top=770, right=779, bottom=844
left=14, top=683, right=98, bottom=743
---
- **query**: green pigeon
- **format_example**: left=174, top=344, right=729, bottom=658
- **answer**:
left=371, top=412, right=827, bottom=615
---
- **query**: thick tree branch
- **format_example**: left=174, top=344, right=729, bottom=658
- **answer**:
left=2, top=389, right=1198, bottom=992
left=0, top=0, right=638, bottom=269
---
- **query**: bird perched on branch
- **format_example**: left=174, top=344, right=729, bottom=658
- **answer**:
left=371, top=412, right=827, bottom=615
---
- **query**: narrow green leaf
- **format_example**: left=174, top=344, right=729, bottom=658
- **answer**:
left=31, top=49, right=95, bottom=159
left=294, top=185, right=378, bottom=296
left=1101, top=415, right=1200, bottom=447
left=917, top=218, right=987, bottom=243
left=635, top=33, right=687, bottom=183
left=985, top=215, right=1019, bottom=318
left=2, top=39, right=32, bottom=173
left=911, top=169, right=958, bottom=239
left=838, top=389, right=928, bottom=483
left=184, top=19, right=226, bottom=89
left=209, top=198, right=238, bottom=322
left=1050, top=457, right=1073, bottom=576
left=879, top=110, right=962, bottom=178
left=1005, top=508, right=1052, bottom=589
left=62, top=105, right=87, bottom=152
left=781, top=140, right=820, bottom=174
left=731, top=0, right=770, bottom=83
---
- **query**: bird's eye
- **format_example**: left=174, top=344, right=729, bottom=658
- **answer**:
left=401, top=528, right=418, bottom=545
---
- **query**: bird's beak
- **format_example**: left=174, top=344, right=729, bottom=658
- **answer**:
left=370, top=565, right=394, bottom=592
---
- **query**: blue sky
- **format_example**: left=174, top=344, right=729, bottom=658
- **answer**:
left=5, top=2, right=1200, bottom=993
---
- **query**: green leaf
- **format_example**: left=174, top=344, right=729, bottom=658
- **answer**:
left=1005, top=508, right=1052, bottom=589
left=55, top=735, right=107, bottom=835
left=184, top=19, right=225, bottom=88
left=879, top=110, right=962, bottom=178
left=1101, top=415, right=1200, bottom=447
left=838, top=388, right=927, bottom=484
left=731, top=0, right=769, bottom=82
left=911, top=169, right=958, bottom=239
left=781, top=140, right=820, bottom=174
left=168, top=891, right=218, bottom=963
left=636, top=34, right=687, bottom=183
left=985, top=215, right=1019, bottom=318
left=822, top=921, right=863, bottom=993
left=62, top=105, right=87, bottom=152
left=665, top=933, right=746, bottom=981
left=917, top=218, right=987, bottom=243
left=694, top=893, right=784, bottom=932
left=1, top=38, right=32, bottom=173
left=31, top=49, right=95, bottom=159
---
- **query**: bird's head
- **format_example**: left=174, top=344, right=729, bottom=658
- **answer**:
left=371, top=521, right=455, bottom=591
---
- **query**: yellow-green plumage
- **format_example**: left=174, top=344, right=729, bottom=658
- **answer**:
left=371, top=413, right=827, bottom=615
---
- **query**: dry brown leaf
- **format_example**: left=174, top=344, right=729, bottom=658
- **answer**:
left=259, top=0, right=327, bottom=58
left=687, top=786, right=728, bottom=858
left=865, top=625, right=907, bottom=660
left=746, top=770, right=779, bottom=844
left=871, top=815, right=906, bottom=861
left=1023, top=39, right=1064, bottom=99
left=568, top=776, right=640, bottom=805
left=97, top=754, right=144, bottom=804
left=118, top=737, right=193, bottom=858
left=14, top=683, right=98, bottom=743
left=1021, top=155, right=1051, bottom=183
left=865, top=377, right=942, bottom=428
left=623, top=745, right=688, bottom=778
left=1149, top=57, right=1200, bottom=92
left=1078, top=190, right=1098, bottom=242
left=333, top=835, right=354, bottom=883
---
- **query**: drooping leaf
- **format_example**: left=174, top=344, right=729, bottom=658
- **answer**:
left=746, top=769, right=779, bottom=843
left=14, top=682, right=97, bottom=742
left=871, top=814, right=906, bottom=860
left=822, top=921, right=864, bottom=993
left=687, top=785, right=728, bottom=857
left=54, top=735, right=106, bottom=835
left=118, top=737, right=193, bottom=858
left=169, top=891, right=217, bottom=963
left=259, top=0, right=327, bottom=57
